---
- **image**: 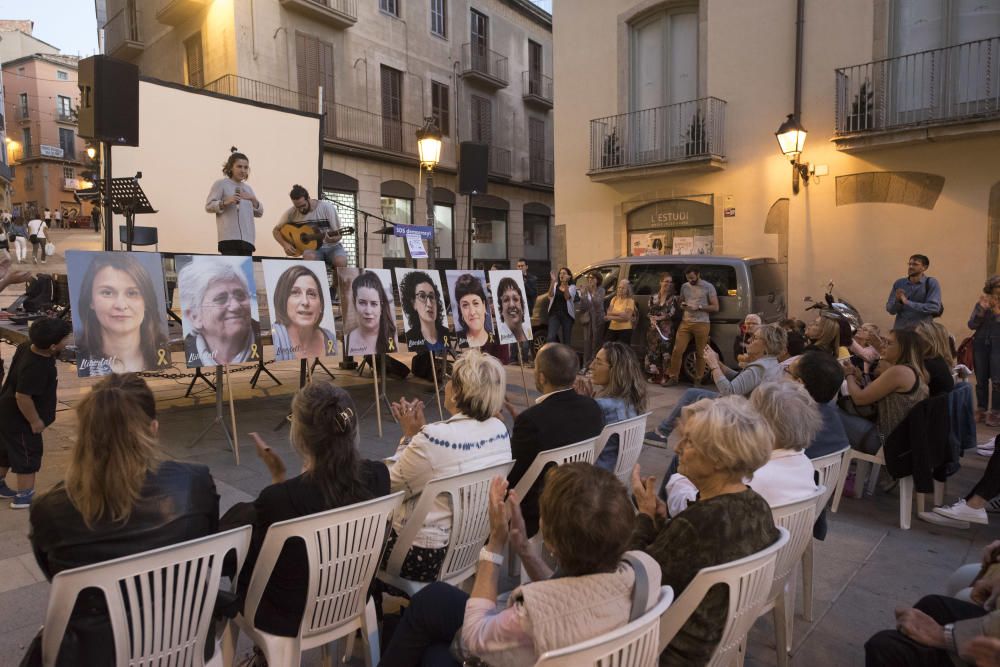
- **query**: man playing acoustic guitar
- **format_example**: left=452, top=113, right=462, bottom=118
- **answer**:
left=272, top=184, right=348, bottom=269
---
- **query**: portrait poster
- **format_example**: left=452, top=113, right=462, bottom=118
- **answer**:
left=66, top=250, right=171, bottom=377
left=488, top=270, right=533, bottom=346
left=394, top=268, right=450, bottom=353
left=445, top=269, right=494, bottom=348
left=261, top=259, right=337, bottom=361
left=175, top=254, right=262, bottom=368
left=338, top=267, right=397, bottom=357
left=672, top=237, right=695, bottom=255
left=693, top=235, right=714, bottom=255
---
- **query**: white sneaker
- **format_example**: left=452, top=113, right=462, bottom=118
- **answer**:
left=917, top=511, right=969, bottom=529
left=934, top=499, right=989, bottom=525
left=979, top=437, right=997, bottom=456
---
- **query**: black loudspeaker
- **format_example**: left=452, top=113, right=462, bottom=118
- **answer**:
left=458, top=142, right=489, bottom=194
left=78, top=55, right=139, bottom=146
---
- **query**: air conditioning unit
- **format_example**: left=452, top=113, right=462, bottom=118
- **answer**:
left=63, top=178, right=77, bottom=190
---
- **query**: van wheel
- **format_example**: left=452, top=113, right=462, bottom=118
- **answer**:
left=681, top=347, right=715, bottom=384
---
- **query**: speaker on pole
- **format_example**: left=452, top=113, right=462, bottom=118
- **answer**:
left=458, top=142, right=489, bottom=195
left=78, top=55, right=140, bottom=146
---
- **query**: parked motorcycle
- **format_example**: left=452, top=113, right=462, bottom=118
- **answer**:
left=803, top=281, right=863, bottom=335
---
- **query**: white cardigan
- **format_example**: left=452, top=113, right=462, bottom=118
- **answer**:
left=389, top=413, right=512, bottom=548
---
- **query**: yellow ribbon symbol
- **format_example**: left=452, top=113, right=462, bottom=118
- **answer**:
left=156, top=348, right=168, bottom=366
left=250, top=343, right=259, bottom=360
left=326, top=338, right=335, bottom=355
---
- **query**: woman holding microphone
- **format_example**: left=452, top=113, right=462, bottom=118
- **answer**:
left=205, top=148, right=264, bottom=255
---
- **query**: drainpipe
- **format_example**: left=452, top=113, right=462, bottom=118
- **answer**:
left=793, top=0, right=804, bottom=119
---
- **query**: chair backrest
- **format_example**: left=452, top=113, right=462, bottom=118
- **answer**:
left=811, top=448, right=849, bottom=513
left=384, top=460, right=515, bottom=587
left=119, top=225, right=158, bottom=247
left=512, top=437, right=598, bottom=500
left=768, top=488, right=824, bottom=601
left=534, top=586, right=674, bottom=667
left=243, top=492, right=404, bottom=641
left=658, top=527, right=789, bottom=665
left=595, top=412, right=651, bottom=485
left=42, top=526, right=251, bottom=667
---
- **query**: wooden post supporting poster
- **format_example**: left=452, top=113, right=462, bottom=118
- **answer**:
left=224, top=366, right=240, bottom=466
left=372, top=354, right=383, bottom=437
left=516, top=344, right=531, bottom=405
left=429, top=351, right=444, bottom=420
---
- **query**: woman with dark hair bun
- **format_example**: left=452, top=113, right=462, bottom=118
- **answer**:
left=205, top=147, right=264, bottom=256
left=399, top=270, right=448, bottom=352
left=222, top=381, right=391, bottom=637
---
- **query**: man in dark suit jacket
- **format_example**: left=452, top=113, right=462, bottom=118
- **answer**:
left=508, top=342, right=604, bottom=536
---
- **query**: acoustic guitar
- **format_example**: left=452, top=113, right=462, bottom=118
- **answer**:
left=277, top=220, right=356, bottom=255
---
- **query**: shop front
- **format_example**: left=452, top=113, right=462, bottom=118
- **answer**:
left=626, top=197, right=715, bottom=257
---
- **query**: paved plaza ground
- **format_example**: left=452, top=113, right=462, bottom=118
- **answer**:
left=0, top=229, right=996, bottom=665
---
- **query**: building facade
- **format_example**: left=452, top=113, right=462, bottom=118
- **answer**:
left=3, top=53, right=86, bottom=220
left=103, top=0, right=555, bottom=273
left=554, top=0, right=1000, bottom=337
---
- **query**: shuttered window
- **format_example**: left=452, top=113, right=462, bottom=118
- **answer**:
left=431, top=81, right=450, bottom=136
left=470, top=95, right=492, bottom=144
left=185, top=33, right=204, bottom=88
left=296, top=31, right=336, bottom=136
left=380, top=65, right=403, bottom=151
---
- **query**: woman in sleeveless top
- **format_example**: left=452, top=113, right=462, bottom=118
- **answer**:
left=843, top=329, right=929, bottom=440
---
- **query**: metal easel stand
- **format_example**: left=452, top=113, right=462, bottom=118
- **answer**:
left=358, top=354, right=393, bottom=419
left=310, top=357, right=336, bottom=379
left=189, top=366, right=234, bottom=454
left=185, top=366, right=216, bottom=397
left=250, top=355, right=281, bottom=388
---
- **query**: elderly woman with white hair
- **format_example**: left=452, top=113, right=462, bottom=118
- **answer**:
left=631, top=395, right=781, bottom=665
left=385, top=349, right=513, bottom=582
left=178, top=257, right=261, bottom=366
left=664, top=381, right=821, bottom=516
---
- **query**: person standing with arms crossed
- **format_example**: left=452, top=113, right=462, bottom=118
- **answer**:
left=205, top=148, right=264, bottom=256
left=663, top=266, right=719, bottom=386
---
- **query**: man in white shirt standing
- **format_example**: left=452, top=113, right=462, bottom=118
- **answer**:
left=26, top=215, right=47, bottom=265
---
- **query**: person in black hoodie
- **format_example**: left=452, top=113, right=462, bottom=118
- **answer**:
left=507, top=342, right=604, bottom=537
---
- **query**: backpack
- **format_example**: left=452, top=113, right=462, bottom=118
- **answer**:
left=23, top=273, right=54, bottom=312
left=924, top=277, right=944, bottom=318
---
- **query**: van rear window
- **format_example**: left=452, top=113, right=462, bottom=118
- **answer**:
left=750, top=262, right=784, bottom=296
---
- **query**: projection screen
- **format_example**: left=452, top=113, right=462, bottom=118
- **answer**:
left=109, top=79, right=321, bottom=256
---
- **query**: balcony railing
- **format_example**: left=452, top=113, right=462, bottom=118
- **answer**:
left=104, top=7, right=144, bottom=59
left=56, top=110, right=74, bottom=123
left=835, top=35, right=1000, bottom=135
left=18, top=107, right=30, bottom=120
left=522, top=71, right=553, bottom=108
left=203, top=75, right=317, bottom=112
left=461, top=43, right=509, bottom=87
left=331, top=104, right=421, bottom=156
left=589, top=97, right=726, bottom=172
left=278, top=0, right=357, bottom=28
left=521, top=156, right=553, bottom=186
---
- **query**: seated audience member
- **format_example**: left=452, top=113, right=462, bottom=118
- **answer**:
left=221, top=381, right=389, bottom=637
left=509, top=343, right=603, bottom=536
left=921, top=434, right=1000, bottom=528
left=850, top=323, right=884, bottom=377
left=647, top=323, right=786, bottom=445
left=664, top=381, right=820, bottom=516
left=916, top=320, right=957, bottom=397
left=574, top=341, right=647, bottom=470
left=29, top=374, right=219, bottom=665
left=789, top=351, right=851, bottom=459
left=804, top=314, right=842, bottom=357
left=378, top=466, right=661, bottom=667
left=631, top=396, right=780, bottom=665
left=843, top=329, right=929, bottom=442
left=387, top=349, right=512, bottom=582
left=733, top=313, right=762, bottom=361
left=780, top=318, right=808, bottom=357
left=865, top=542, right=1000, bottom=667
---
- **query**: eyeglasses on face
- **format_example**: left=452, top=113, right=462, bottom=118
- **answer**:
left=414, top=291, right=436, bottom=304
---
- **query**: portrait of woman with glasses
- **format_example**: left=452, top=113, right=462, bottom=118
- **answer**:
left=396, top=268, right=450, bottom=353
left=177, top=255, right=262, bottom=367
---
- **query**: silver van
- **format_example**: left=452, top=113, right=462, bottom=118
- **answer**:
left=533, top=256, right=786, bottom=380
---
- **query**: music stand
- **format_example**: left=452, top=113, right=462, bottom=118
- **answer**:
left=107, top=174, right=156, bottom=251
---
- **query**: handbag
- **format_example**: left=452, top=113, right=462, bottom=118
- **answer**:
left=957, top=336, right=974, bottom=370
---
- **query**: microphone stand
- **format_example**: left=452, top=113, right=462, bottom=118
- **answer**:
left=327, top=199, right=396, bottom=267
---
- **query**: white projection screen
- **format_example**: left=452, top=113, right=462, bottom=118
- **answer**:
left=109, top=79, right=321, bottom=255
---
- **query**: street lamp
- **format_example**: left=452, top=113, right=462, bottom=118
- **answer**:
left=86, top=143, right=97, bottom=160
left=775, top=113, right=810, bottom=194
left=416, top=116, right=442, bottom=267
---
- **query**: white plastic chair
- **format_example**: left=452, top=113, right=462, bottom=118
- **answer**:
left=224, top=492, right=404, bottom=667
left=757, top=488, right=825, bottom=667
left=377, top=460, right=515, bottom=596
left=533, top=586, right=675, bottom=666
left=658, top=527, right=789, bottom=666
left=801, top=448, right=849, bottom=622
left=594, top=412, right=651, bottom=486
left=41, top=526, right=251, bottom=667
left=509, top=437, right=598, bottom=577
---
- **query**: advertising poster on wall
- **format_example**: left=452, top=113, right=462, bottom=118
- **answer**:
left=66, top=250, right=171, bottom=377
left=261, top=259, right=337, bottom=361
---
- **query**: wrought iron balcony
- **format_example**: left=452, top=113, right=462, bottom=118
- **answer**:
left=56, top=110, right=75, bottom=123
left=521, top=156, right=553, bottom=186
left=835, top=36, right=1000, bottom=138
left=330, top=103, right=421, bottom=156
left=488, top=145, right=511, bottom=178
left=18, top=107, right=30, bottom=120
left=589, top=97, right=726, bottom=175
left=203, top=75, right=317, bottom=112
left=104, top=7, right=144, bottom=60
left=278, top=0, right=357, bottom=28
left=156, top=0, right=210, bottom=26
left=461, top=43, right=509, bottom=88
left=522, top=71, right=553, bottom=109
